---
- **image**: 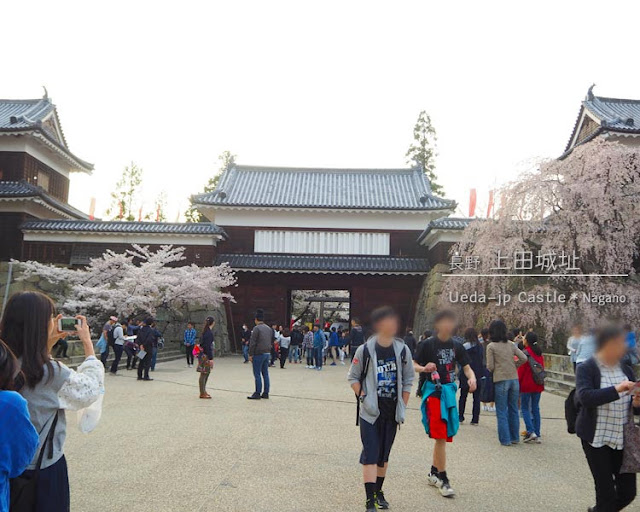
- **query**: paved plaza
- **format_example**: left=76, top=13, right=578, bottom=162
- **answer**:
left=65, top=356, right=595, bottom=512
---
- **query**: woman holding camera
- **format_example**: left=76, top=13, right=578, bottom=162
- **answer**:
left=0, top=291, right=104, bottom=512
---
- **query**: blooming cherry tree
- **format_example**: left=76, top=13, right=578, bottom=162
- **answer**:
left=443, top=139, right=640, bottom=342
left=16, top=245, right=236, bottom=327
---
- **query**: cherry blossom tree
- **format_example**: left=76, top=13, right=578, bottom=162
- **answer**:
left=442, top=139, right=640, bottom=347
left=16, top=245, right=236, bottom=329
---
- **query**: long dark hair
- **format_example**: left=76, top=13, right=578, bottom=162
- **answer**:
left=0, top=291, right=56, bottom=388
left=202, top=316, right=215, bottom=337
left=0, top=339, right=21, bottom=390
left=489, top=320, right=508, bottom=343
left=525, top=332, right=542, bottom=356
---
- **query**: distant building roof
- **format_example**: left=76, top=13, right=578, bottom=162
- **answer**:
left=563, top=86, right=640, bottom=157
left=215, top=253, right=430, bottom=275
left=0, top=96, right=93, bottom=173
left=0, top=181, right=89, bottom=220
left=21, top=219, right=226, bottom=237
left=417, top=216, right=472, bottom=244
left=193, top=164, right=455, bottom=211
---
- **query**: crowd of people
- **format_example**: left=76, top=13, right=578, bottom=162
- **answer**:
left=1, top=287, right=639, bottom=512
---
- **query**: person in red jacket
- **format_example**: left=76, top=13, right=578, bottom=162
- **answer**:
left=518, top=332, right=544, bottom=444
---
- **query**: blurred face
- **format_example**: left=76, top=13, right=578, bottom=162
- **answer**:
left=435, top=317, right=455, bottom=338
left=599, top=334, right=627, bottom=363
left=571, top=326, right=582, bottom=337
left=313, top=326, right=319, bottom=332
left=374, top=315, right=398, bottom=338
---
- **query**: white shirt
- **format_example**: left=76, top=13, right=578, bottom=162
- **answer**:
left=591, top=360, right=631, bottom=450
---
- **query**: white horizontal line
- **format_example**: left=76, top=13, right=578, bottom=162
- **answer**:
left=442, top=274, right=629, bottom=277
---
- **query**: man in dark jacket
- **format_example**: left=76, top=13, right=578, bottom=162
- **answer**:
left=349, top=317, right=365, bottom=360
left=136, top=318, right=155, bottom=381
left=248, top=309, right=272, bottom=400
left=403, top=327, right=417, bottom=356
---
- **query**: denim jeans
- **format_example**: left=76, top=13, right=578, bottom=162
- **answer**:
left=289, top=345, right=300, bottom=363
left=242, top=344, right=249, bottom=362
left=314, top=347, right=323, bottom=368
left=520, top=392, right=541, bottom=437
left=252, top=353, right=270, bottom=395
left=494, top=379, right=520, bottom=445
left=151, top=346, right=158, bottom=370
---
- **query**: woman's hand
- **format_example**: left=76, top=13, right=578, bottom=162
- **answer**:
left=48, top=314, right=68, bottom=349
left=615, top=379, right=635, bottom=394
left=75, top=315, right=95, bottom=357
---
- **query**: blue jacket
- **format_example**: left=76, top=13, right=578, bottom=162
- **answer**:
left=0, top=391, right=39, bottom=512
left=184, top=328, right=197, bottom=346
left=313, top=330, right=325, bottom=349
left=421, top=381, right=459, bottom=438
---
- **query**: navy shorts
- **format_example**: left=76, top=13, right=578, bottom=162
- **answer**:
left=359, top=417, right=398, bottom=467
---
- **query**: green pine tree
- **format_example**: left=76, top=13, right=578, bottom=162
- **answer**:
left=405, top=111, right=443, bottom=195
left=106, top=162, right=144, bottom=221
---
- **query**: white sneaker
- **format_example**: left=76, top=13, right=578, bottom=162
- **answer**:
left=438, top=478, right=455, bottom=498
left=428, top=471, right=441, bottom=487
left=523, top=432, right=538, bottom=444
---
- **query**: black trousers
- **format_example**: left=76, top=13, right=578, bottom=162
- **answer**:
left=279, top=347, right=289, bottom=368
left=582, top=440, right=637, bottom=512
left=124, top=346, right=137, bottom=369
left=110, top=344, right=124, bottom=373
left=186, top=345, right=194, bottom=365
left=459, top=383, right=482, bottom=423
left=137, top=351, right=152, bottom=380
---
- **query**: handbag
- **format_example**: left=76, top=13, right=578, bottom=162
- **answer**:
left=10, top=412, right=59, bottom=511
left=621, top=405, right=640, bottom=474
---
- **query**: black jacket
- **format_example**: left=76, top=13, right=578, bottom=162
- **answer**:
left=201, top=329, right=214, bottom=359
left=575, top=357, right=640, bottom=443
left=136, top=325, right=155, bottom=351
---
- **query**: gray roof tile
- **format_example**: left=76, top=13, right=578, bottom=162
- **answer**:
left=0, top=180, right=89, bottom=220
left=0, top=97, right=93, bottom=172
left=417, top=216, right=471, bottom=243
left=194, top=165, right=455, bottom=211
left=564, top=89, right=640, bottom=155
left=215, top=253, right=430, bottom=274
left=21, top=219, right=226, bottom=236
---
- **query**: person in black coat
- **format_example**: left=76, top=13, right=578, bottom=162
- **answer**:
left=198, top=316, right=215, bottom=399
left=576, top=326, right=640, bottom=512
left=136, top=318, right=155, bottom=381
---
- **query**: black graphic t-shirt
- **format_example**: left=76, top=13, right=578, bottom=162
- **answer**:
left=375, top=343, right=398, bottom=420
left=414, top=336, right=470, bottom=394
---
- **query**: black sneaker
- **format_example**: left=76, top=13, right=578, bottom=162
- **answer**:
left=261, top=393, right=269, bottom=399
left=375, top=490, right=389, bottom=509
left=365, top=499, right=376, bottom=511
left=247, top=394, right=261, bottom=400
left=437, top=473, right=455, bottom=498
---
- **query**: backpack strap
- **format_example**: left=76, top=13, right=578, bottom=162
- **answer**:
left=34, top=411, right=59, bottom=476
left=356, top=345, right=371, bottom=426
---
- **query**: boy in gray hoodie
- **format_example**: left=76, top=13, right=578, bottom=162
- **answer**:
left=347, top=306, right=414, bottom=512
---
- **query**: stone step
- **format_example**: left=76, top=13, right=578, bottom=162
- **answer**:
left=544, top=376, right=574, bottom=398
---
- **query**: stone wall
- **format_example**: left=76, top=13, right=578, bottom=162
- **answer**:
left=412, top=263, right=448, bottom=335
left=0, top=261, right=231, bottom=354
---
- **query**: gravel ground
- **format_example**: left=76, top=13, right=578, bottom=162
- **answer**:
left=64, top=356, right=599, bottom=512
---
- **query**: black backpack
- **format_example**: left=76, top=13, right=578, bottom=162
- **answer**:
left=107, top=325, right=117, bottom=347
left=565, top=388, right=580, bottom=434
left=527, top=354, right=547, bottom=386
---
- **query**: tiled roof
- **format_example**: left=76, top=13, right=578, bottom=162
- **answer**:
left=215, top=253, right=430, bottom=274
left=0, top=97, right=93, bottom=173
left=21, top=219, right=226, bottom=236
left=0, top=180, right=89, bottom=220
left=193, top=165, right=455, bottom=211
left=417, top=216, right=471, bottom=244
left=564, top=87, right=640, bottom=155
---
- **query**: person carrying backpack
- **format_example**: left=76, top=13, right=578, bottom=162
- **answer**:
left=347, top=306, right=414, bottom=512
left=518, top=332, right=545, bottom=444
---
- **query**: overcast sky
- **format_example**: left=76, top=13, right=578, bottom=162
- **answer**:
left=3, top=1, right=640, bottom=220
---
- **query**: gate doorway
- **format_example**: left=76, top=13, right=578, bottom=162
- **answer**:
left=288, top=289, right=350, bottom=330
